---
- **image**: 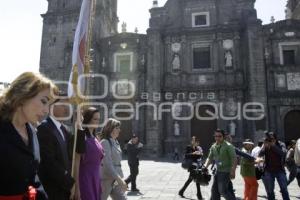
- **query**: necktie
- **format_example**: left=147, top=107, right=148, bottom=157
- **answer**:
left=60, top=125, right=68, bottom=141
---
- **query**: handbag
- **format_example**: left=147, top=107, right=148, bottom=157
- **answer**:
left=181, top=157, right=193, bottom=169
left=255, top=167, right=264, bottom=180
left=192, top=168, right=211, bottom=186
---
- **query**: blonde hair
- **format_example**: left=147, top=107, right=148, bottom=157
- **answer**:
left=100, top=118, right=121, bottom=140
left=0, top=72, right=58, bottom=121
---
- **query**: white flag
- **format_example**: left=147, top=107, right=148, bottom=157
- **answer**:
left=68, top=0, right=91, bottom=99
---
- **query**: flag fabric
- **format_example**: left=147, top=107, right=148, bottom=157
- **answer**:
left=68, top=0, right=91, bottom=100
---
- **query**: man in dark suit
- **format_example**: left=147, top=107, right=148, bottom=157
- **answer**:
left=125, top=135, right=143, bottom=192
left=37, top=97, right=75, bottom=200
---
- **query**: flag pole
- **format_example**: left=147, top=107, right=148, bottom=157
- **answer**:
left=84, top=0, right=96, bottom=97
left=71, top=0, right=96, bottom=179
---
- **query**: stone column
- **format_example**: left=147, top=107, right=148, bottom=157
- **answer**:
left=144, top=30, right=164, bottom=157
left=244, top=21, right=268, bottom=136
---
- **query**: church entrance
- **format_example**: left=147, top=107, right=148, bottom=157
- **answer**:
left=191, top=105, right=217, bottom=157
left=284, top=110, right=300, bottom=142
left=116, top=113, right=133, bottom=150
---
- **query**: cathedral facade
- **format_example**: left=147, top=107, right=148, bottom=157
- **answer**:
left=40, top=0, right=300, bottom=157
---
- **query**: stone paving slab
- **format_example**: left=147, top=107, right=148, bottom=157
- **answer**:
left=107, top=160, right=300, bottom=200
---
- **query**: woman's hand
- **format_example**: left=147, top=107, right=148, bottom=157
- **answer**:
left=73, top=110, right=83, bottom=130
left=70, top=183, right=81, bottom=200
left=117, top=178, right=128, bottom=192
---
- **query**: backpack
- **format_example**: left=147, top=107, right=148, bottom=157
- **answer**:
left=294, top=139, right=300, bottom=166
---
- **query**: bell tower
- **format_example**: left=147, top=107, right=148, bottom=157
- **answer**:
left=39, top=0, right=118, bottom=81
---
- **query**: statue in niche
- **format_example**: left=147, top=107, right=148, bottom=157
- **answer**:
left=121, top=22, right=127, bottom=33
left=174, top=121, right=180, bottom=136
left=225, top=50, right=233, bottom=67
left=172, top=53, right=180, bottom=70
left=229, top=121, right=236, bottom=136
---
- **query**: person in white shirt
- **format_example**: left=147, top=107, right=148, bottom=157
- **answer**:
left=252, top=139, right=264, bottom=159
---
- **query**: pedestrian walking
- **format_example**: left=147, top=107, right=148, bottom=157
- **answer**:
left=178, top=137, right=204, bottom=200
left=203, top=129, right=236, bottom=200
left=75, top=107, right=104, bottom=200
left=240, top=139, right=258, bottom=200
left=37, top=92, right=77, bottom=200
left=173, top=147, right=179, bottom=161
left=259, top=131, right=290, bottom=200
left=100, top=118, right=127, bottom=200
left=125, top=135, right=143, bottom=192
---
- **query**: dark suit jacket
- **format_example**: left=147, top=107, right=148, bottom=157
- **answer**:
left=37, top=117, right=74, bottom=200
left=0, top=120, right=42, bottom=196
left=127, top=141, right=142, bottom=166
left=184, top=145, right=203, bottom=172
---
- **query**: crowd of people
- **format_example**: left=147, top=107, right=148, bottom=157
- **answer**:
left=0, top=72, right=144, bottom=200
left=179, top=130, right=300, bottom=200
left=0, top=72, right=300, bottom=200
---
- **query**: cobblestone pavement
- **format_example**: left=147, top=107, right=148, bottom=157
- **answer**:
left=108, top=159, right=300, bottom=200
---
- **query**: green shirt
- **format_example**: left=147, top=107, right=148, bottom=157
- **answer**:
left=208, top=141, right=236, bottom=173
left=240, top=148, right=256, bottom=177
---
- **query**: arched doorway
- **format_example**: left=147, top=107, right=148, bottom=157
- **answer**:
left=191, top=105, right=217, bottom=157
left=284, top=110, right=300, bottom=142
left=115, top=112, right=133, bottom=150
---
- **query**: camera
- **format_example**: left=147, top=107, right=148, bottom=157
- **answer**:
left=191, top=168, right=211, bottom=186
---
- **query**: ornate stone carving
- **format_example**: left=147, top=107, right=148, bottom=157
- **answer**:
left=173, top=102, right=182, bottom=117
left=223, top=39, right=233, bottom=50
left=117, top=80, right=129, bottom=95
left=171, top=42, right=181, bottom=53
left=275, top=74, right=286, bottom=88
left=199, top=75, right=207, bottom=84
left=225, top=98, right=238, bottom=116
left=287, top=73, right=300, bottom=90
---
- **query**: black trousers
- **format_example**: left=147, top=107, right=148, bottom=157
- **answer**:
left=179, top=171, right=202, bottom=198
left=287, top=166, right=300, bottom=187
left=125, top=164, right=139, bottom=189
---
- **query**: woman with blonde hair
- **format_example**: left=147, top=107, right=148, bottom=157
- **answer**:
left=100, top=118, right=127, bottom=200
left=0, top=72, right=57, bottom=199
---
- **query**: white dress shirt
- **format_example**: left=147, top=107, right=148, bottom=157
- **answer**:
left=49, top=116, right=66, bottom=141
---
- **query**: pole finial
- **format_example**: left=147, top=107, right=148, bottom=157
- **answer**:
left=270, top=16, right=275, bottom=23
left=153, top=0, right=158, bottom=8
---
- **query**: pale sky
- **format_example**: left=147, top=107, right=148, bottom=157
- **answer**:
left=0, top=0, right=287, bottom=83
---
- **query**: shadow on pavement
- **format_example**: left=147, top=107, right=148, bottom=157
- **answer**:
left=289, top=195, right=300, bottom=199
left=178, top=196, right=197, bottom=200
left=258, top=195, right=268, bottom=199
left=127, top=191, right=143, bottom=196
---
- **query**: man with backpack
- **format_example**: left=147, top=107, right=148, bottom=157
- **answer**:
left=259, top=131, right=290, bottom=200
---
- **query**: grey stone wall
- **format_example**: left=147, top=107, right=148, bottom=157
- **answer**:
left=39, top=0, right=300, bottom=156
left=39, top=0, right=117, bottom=84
